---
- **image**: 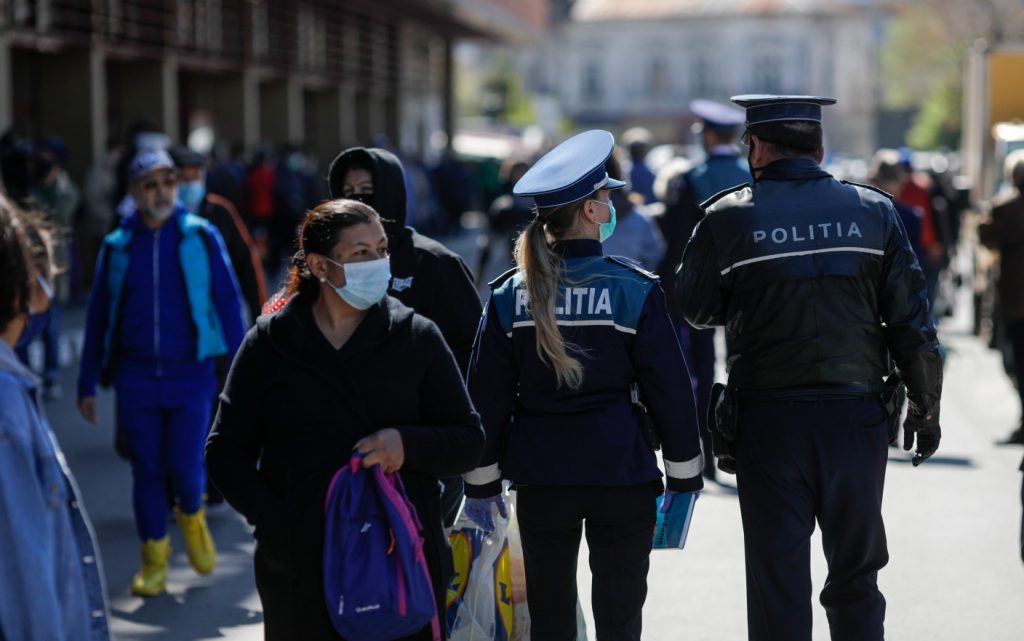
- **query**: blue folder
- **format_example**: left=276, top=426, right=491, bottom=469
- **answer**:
left=652, top=492, right=698, bottom=550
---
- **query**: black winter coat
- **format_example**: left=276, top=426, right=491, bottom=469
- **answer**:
left=206, top=292, right=484, bottom=640
left=677, top=157, right=941, bottom=409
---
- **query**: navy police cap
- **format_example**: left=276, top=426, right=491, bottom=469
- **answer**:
left=514, top=130, right=626, bottom=209
left=730, top=95, right=837, bottom=127
left=690, top=99, right=746, bottom=129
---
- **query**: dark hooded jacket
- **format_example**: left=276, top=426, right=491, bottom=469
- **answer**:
left=328, top=148, right=482, bottom=375
left=205, top=292, right=484, bottom=640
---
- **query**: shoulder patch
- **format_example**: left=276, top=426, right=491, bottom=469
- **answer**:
left=841, top=180, right=894, bottom=200
left=699, top=183, right=750, bottom=211
left=605, top=255, right=659, bottom=281
left=488, top=267, right=519, bottom=290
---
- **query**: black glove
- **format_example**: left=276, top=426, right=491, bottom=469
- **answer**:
left=902, top=401, right=941, bottom=466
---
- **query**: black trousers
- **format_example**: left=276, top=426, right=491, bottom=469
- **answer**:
left=516, top=483, right=660, bottom=641
left=1005, top=319, right=1024, bottom=416
left=735, top=397, right=889, bottom=641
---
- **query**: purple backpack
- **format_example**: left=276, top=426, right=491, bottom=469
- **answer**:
left=324, top=454, right=441, bottom=641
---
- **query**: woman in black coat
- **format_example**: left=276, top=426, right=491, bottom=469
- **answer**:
left=206, top=199, right=484, bottom=640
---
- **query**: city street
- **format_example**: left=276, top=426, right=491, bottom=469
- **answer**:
left=42, top=282, right=1024, bottom=641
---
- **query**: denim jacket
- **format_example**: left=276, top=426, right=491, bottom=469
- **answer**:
left=0, top=341, right=110, bottom=641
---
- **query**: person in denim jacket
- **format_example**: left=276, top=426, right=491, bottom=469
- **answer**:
left=0, top=199, right=110, bottom=640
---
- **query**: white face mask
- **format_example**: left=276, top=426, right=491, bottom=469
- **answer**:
left=323, top=256, right=392, bottom=310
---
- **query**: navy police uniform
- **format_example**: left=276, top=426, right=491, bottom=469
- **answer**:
left=465, top=131, right=704, bottom=641
left=664, top=100, right=751, bottom=480
left=677, top=96, right=942, bottom=641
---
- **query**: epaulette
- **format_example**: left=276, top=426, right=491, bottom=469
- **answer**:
left=488, top=267, right=518, bottom=290
left=841, top=180, right=894, bottom=200
left=699, top=182, right=751, bottom=211
left=605, top=255, right=659, bottom=281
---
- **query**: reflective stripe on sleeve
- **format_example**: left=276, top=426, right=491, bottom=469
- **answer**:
left=665, top=454, right=704, bottom=479
left=463, top=462, right=501, bottom=486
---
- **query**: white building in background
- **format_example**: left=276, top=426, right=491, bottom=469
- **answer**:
left=556, top=0, right=885, bottom=157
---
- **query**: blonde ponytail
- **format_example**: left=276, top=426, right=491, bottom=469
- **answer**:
left=514, top=201, right=586, bottom=389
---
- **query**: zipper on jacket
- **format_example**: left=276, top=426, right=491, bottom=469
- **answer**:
left=153, top=226, right=162, bottom=378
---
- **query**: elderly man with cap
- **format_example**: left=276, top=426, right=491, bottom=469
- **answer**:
left=77, top=149, right=246, bottom=596
left=677, top=96, right=942, bottom=641
left=463, top=130, right=704, bottom=641
left=660, top=100, right=751, bottom=482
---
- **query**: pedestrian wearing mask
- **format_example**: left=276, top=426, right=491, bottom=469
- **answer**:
left=324, top=146, right=482, bottom=527
left=77, top=149, right=246, bottom=596
left=677, top=95, right=942, bottom=641
left=169, top=145, right=267, bottom=325
left=0, top=200, right=110, bottom=640
left=463, top=130, right=704, bottom=641
left=205, top=199, right=484, bottom=640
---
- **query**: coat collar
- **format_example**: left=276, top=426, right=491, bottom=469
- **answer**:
left=260, top=291, right=413, bottom=370
left=756, top=157, right=832, bottom=182
left=552, top=238, right=603, bottom=259
left=0, top=339, right=40, bottom=388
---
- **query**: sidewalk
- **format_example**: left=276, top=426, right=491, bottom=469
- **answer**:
left=38, top=282, right=1024, bottom=641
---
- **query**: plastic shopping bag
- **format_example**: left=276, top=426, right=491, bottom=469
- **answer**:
left=448, top=491, right=588, bottom=641
left=447, top=502, right=513, bottom=641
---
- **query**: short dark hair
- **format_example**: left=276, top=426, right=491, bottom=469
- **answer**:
left=745, top=121, right=823, bottom=158
left=286, top=199, right=382, bottom=298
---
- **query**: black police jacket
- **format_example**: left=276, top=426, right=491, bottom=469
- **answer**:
left=676, top=157, right=941, bottom=410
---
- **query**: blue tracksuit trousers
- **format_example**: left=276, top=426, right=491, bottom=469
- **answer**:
left=736, top=396, right=889, bottom=641
left=116, top=362, right=215, bottom=541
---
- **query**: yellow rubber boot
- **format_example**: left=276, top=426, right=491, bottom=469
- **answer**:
left=175, top=506, right=216, bottom=575
left=131, top=536, right=171, bottom=596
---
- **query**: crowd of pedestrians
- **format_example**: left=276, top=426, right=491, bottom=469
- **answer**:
left=0, top=87, right=1020, bottom=641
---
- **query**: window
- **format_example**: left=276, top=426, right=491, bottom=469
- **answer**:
left=649, top=57, right=669, bottom=99
left=691, top=56, right=714, bottom=96
left=582, top=61, right=603, bottom=101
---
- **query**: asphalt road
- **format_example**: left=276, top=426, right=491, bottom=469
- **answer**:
left=38, top=270, right=1024, bottom=640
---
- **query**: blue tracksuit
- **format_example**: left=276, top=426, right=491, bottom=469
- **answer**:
left=78, top=206, right=244, bottom=540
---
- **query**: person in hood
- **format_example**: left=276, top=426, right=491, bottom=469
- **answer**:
left=206, top=199, right=484, bottom=640
left=0, top=200, right=111, bottom=641
left=325, top=146, right=482, bottom=527
left=77, top=149, right=246, bottom=596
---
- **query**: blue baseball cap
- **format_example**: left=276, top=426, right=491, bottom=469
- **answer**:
left=513, top=130, right=626, bottom=209
left=690, top=99, right=746, bottom=130
left=730, top=95, right=837, bottom=127
left=128, top=149, right=175, bottom=183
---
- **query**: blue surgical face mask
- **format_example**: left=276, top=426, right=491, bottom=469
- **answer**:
left=324, top=256, right=392, bottom=310
left=178, top=180, right=206, bottom=213
left=590, top=198, right=617, bottom=242
left=16, top=274, right=54, bottom=349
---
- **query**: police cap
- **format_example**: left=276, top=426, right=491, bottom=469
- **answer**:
left=513, top=130, right=626, bottom=209
left=690, top=99, right=746, bottom=130
left=730, top=95, right=837, bottom=127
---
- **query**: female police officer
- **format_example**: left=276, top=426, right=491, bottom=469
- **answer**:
left=462, top=130, right=705, bottom=641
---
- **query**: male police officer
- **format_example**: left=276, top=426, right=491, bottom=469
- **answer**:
left=663, top=100, right=751, bottom=481
left=677, top=95, right=942, bottom=641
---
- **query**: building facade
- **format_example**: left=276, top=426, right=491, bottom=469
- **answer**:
left=0, top=0, right=545, bottom=181
left=557, top=0, right=884, bottom=157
